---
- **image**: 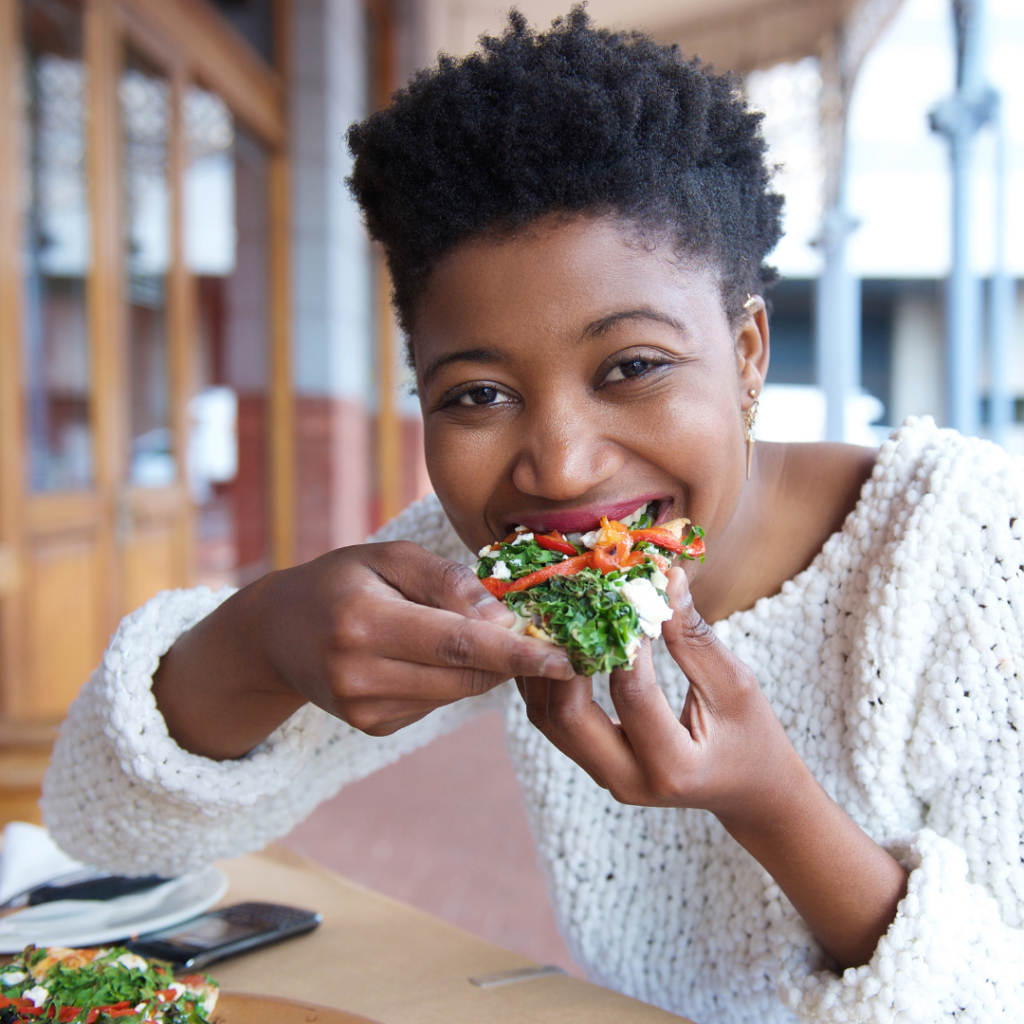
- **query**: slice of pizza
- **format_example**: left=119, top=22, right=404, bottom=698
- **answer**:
left=0, top=944, right=218, bottom=1022
left=474, top=503, right=705, bottom=676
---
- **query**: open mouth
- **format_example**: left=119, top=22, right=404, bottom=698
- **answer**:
left=505, top=497, right=674, bottom=537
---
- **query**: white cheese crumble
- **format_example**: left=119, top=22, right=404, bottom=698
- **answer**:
left=117, top=952, right=150, bottom=972
left=511, top=532, right=534, bottom=545
left=580, top=530, right=600, bottom=549
left=24, top=986, right=49, bottom=1008
left=0, top=971, right=27, bottom=986
left=477, top=544, right=495, bottom=558
left=650, top=567, right=669, bottom=592
left=490, top=559, right=512, bottom=580
left=620, top=577, right=674, bottom=638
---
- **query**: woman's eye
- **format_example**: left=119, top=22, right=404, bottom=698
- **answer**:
left=456, top=385, right=512, bottom=407
left=604, top=359, right=651, bottom=383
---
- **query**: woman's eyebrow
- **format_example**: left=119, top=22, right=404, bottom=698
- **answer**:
left=421, top=347, right=504, bottom=386
left=582, top=308, right=689, bottom=340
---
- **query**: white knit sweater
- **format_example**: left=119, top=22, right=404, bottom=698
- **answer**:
left=42, top=418, right=1024, bottom=1023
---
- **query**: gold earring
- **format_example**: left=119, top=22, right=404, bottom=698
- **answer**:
left=743, top=294, right=758, bottom=312
left=744, top=389, right=759, bottom=480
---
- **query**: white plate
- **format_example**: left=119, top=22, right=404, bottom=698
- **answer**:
left=0, top=865, right=227, bottom=952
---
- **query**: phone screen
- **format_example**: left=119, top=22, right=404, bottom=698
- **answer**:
left=128, top=902, right=321, bottom=968
left=142, top=913, right=263, bottom=951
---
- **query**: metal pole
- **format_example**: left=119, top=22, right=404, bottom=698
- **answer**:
left=815, top=36, right=860, bottom=443
left=988, top=98, right=1013, bottom=445
left=929, top=0, right=996, bottom=437
left=815, top=211, right=860, bottom=442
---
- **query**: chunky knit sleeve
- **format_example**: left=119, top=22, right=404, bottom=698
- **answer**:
left=41, top=496, right=505, bottom=875
left=774, top=424, right=1024, bottom=1022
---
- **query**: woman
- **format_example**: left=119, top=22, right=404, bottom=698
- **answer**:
left=42, top=11, right=1024, bottom=1023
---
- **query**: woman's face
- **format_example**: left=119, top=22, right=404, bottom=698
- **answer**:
left=413, top=215, right=768, bottom=571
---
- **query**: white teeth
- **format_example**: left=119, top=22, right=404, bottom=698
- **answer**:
left=620, top=503, right=649, bottom=528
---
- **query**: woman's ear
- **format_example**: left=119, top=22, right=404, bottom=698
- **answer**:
left=736, top=295, right=770, bottom=397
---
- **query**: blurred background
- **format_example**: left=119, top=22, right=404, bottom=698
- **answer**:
left=0, top=0, right=1020, bottom=978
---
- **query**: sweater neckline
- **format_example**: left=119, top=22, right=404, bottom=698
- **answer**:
left=712, top=420, right=915, bottom=636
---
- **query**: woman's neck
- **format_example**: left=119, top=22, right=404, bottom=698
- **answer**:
left=690, top=441, right=878, bottom=624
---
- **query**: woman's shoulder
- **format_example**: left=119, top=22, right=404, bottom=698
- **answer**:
left=763, top=417, right=1023, bottom=617
left=369, top=493, right=473, bottom=563
left=859, top=416, right=1023, bottom=540
left=824, top=417, right=1024, bottom=638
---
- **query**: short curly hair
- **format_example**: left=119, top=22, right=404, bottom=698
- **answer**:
left=347, top=6, right=783, bottom=356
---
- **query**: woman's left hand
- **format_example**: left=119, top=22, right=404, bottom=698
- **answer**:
left=518, top=565, right=910, bottom=971
left=517, top=566, right=802, bottom=822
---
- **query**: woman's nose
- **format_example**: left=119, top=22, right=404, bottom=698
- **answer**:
left=510, top=410, right=624, bottom=501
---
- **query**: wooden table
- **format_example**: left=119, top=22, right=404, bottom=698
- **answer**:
left=214, top=846, right=695, bottom=1024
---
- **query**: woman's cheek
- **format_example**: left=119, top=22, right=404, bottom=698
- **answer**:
left=423, top=421, right=506, bottom=545
left=653, top=399, right=746, bottom=539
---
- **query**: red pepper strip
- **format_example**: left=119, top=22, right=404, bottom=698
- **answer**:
left=628, top=528, right=683, bottom=554
left=480, top=552, right=593, bottom=598
left=82, top=1012, right=99, bottom=1024
left=644, top=549, right=672, bottom=574
left=102, top=1010, right=138, bottom=1018
left=683, top=537, right=705, bottom=560
left=534, top=531, right=578, bottom=557
left=591, top=543, right=626, bottom=574
left=618, top=551, right=647, bottom=569
left=479, top=576, right=508, bottom=597
left=58, top=1008, right=82, bottom=1022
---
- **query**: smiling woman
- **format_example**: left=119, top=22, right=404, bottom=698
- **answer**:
left=40, top=8, right=1024, bottom=1024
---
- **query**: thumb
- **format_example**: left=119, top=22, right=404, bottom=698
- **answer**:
left=662, top=568, right=751, bottom=710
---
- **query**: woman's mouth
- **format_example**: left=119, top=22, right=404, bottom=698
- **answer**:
left=506, top=497, right=673, bottom=536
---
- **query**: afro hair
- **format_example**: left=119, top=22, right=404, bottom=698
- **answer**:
left=347, top=6, right=784, bottom=351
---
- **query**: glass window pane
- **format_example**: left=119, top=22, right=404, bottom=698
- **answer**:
left=207, top=0, right=274, bottom=66
left=21, top=0, right=92, bottom=492
left=185, top=87, right=271, bottom=587
left=121, top=48, right=174, bottom=488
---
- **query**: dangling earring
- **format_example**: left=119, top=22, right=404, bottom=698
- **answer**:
left=744, top=389, right=759, bottom=480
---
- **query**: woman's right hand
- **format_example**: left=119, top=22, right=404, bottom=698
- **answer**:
left=153, top=541, right=575, bottom=760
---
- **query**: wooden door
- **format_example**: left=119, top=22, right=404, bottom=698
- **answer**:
left=111, top=18, right=192, bottom=614
left=0, top=0, right=291, bottom=791
left=1, top=0, right=113, bottom=723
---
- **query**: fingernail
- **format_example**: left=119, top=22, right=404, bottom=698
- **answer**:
left=541, top=654, right=575, bottom=680
left=475, top=595, right=515, bottom=625
left=669, top=567, right=693, bottom=610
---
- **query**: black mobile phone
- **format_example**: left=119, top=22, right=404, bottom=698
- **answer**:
left=126, top=902, right=322, bottom=969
